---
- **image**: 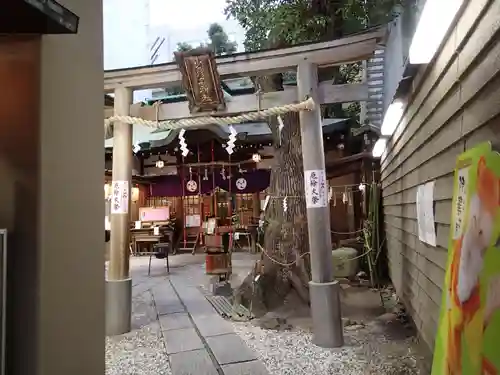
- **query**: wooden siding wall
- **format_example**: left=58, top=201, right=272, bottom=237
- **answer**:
left=381, top=0, right=500, bottom=354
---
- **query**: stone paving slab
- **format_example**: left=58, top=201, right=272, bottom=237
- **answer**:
left=174, top=286, right=217, bottom=315
left=206, top=333, right=258, bottom=365
left=164, top=328, right=204, bottom=354
left=130, top=292, right=159, bottom=330
left=139, top=261, right=269, bottom=374
left=222, top=360, right=269, bottom=375
left=169, top=349, right=219, bottom=375
left=184, top=301, right=214, bottom=315
left=170, top=271, right=206, bottom=288
left=191, top=313, right=235, bottom=337
left=155, top=301, right=186, bottom=315
left=151, top=283, right=179, bottom=300
left=152, top=285, right=186, bottom=315
left=159, top=313, right=193, bottom=331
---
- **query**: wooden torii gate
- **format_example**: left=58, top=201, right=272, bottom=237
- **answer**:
left=104, top=27, right=385, bottom=347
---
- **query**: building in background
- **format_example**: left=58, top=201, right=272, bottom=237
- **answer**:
left=103, top=0, right=152, bottom=102
left=147, top=11, right=244, bottom=99
left=147, top=22, right=244, bottom=66
left=103, top=0, right=245, bottom=101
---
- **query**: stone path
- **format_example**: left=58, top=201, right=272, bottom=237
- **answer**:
left=108, top=255, right=425, bottom=375
left=114, top=255, right=269, bottom=375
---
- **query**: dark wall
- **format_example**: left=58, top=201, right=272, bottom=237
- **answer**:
left=0, top=36, right=41, bottom=375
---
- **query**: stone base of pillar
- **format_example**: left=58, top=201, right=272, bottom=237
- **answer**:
left=105, top=278, right=132, bottom=336
left=309, top=280, right=344, bottom=348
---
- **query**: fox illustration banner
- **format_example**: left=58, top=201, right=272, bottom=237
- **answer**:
left=432, top=142, right=500, bottom=375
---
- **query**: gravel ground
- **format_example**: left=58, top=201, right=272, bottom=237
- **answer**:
left=232, top=322, right=421, bottom=375
left=105, top=326, right=171, bottom=375
left=105, top=291, right=172, bottom=375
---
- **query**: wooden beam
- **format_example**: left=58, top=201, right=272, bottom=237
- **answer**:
left=325, top=152, right=374, bottom=179
left=104, top=28, right=385, bottom=91
left=326, top=160, right=362, bottom=179
left=327, top=152, right=373, bottom=166
left=104, top=82, right=369, bottom=120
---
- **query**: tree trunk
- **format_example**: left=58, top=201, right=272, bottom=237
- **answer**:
left=261, top=113, right=310, bottom=305
left=235, top=108, right=311, bottom=315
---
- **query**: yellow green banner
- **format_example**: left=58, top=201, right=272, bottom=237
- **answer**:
left=432, top=142, right=500, bottom=375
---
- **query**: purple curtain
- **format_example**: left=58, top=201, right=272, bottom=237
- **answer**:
left=215, top=169, right=270, bottom=194
left=150, top=169, right=270, bottom=197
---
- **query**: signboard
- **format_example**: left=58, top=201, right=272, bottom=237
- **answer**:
left=304, top=170, right=327, bottom=208
left=416, top=181, right=436, bottom=246
left=453, top=166, right=470, bottom=240
left=186, top=215, right=201, bottom=228
left=139, top=207, right=170, bottom=222
left=174, top=49, right=226, bottom=114
left=432, top=142, right=500, bottom=375
left=110, top=180, right=129, bottom=214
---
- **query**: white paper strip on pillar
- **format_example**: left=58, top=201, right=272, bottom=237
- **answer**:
left=304, top=170, right=327, bottom=208
left=111, top=180, right=129, bottom=214
left=416, top=181, right=436, bottom=246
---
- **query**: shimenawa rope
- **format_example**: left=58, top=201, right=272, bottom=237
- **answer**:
left=104, top=97, right=315, bottom=134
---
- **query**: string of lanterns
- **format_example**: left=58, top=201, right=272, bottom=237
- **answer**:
left=161, top=125, right=371, bottom=200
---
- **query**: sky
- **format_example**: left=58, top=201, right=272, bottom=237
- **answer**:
left=149, top=0, right=232, bottom=29
left=103, top=0, right=245, bottom=71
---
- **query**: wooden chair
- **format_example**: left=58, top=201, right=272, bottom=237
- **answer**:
left=148, top=242, right=170, bottom=276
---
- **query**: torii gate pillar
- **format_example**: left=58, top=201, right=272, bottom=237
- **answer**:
left=297, top=62, right=344, bottom=348
left=106, top=87, right=133, bottom=336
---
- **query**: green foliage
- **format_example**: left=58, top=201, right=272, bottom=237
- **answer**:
left=208, top=23, right=238, bottom=55
left=224, top=0, right=404, bottom=120
left=176, top=41, right=194, bottom=52
left=344, top=102, right=361, bottom=120
left=172, top=23, right=238, bottom=59
left=225, top=0, right=405, bottom=51
left=166, top=24, right=238, bottom=96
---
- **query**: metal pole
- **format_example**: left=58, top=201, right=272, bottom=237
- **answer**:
left=106, top=87, right=133, bottom=336
left=297, top=62, right=344, bottom=348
